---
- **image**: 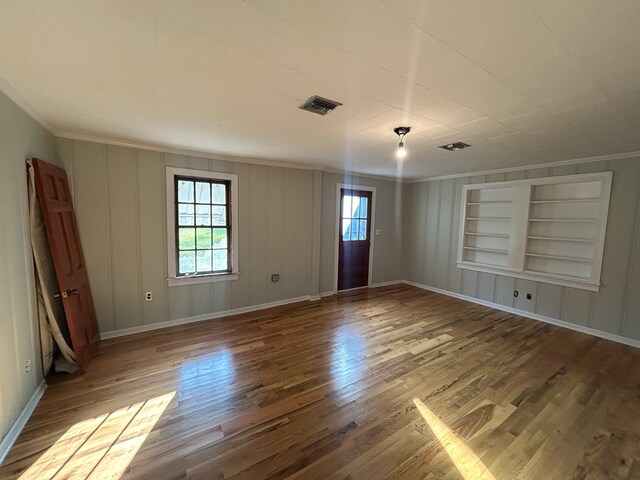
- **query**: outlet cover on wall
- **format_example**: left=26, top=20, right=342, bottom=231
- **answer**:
left=145, top=292, right=153, bottom=301
left=271, top=274, right=280, bottom=282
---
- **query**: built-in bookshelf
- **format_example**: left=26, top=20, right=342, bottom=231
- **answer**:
left=462, top=187, right=513, bottom=268
left=457, top=172, right=612, bottom=291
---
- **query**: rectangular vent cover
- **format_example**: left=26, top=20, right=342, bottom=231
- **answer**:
left=299, top=95, right=343, bottom=116
left=439, top=141, right=471, bottom=151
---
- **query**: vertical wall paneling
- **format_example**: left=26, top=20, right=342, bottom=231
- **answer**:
left=297, top=172, right=313, bottom=297
left=435, top=179, right=454, bottom=290
left=425, top=180, right=441, bottom=286
left=138, top=150, right=167, bottom=325
left=230, top=162, right=252, bottom=310
left=268, top=167, right=285, bottom=302
left=249, top=165, right=269, bottom=305
left=447, top=178, right=468, bottom=293
left=107, top=146, right=140, bottom=330
left=283, top=169, right=300, bottom=300
left=589, top=159, right=640, bottom=333
left=415, top=181, right=429, bottom=284
left=72, top=141, right=114, bottom=333
left=164, top=154, right=191, bottom=320
left=622, top=187, right=640, bottom=339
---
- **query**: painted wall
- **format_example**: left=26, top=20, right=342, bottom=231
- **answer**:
left=58, top=139, right=320, bottom=335
left=0, top=90, right=59, bottom=444
left=403, top=158, right=640, bottom=341
left=319, top=172, right=404, bottom=293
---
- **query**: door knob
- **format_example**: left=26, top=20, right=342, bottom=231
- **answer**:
left=54, top=289, right=79, bottom=299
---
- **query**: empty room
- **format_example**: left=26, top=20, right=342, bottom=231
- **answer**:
left=1, top=1, right=640, bottom=479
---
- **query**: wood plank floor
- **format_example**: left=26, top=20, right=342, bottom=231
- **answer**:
left=2, top=285, right=640, bottom=479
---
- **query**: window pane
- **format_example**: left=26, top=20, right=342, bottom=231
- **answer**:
left=351, top=219, right=359, bottom=240
left=213, top=249, right=228, bottom=271
left=195, top=182, right=210, bottom=203
left=179, top=251, right=196, bottom=274
left=212, top=183, right=226, bottom=204
left=178, top=204, right=194, bottom=226
left=196, top=250, right=212, bottom=272
left=342, top=196, right=352, bottom=219
left=213, top=228, right=228, bottom=248
left=359, top=219, right=367, bottom=240
left=196, top=228, right=212, bottom=249
left=212, top=206, right=227, bottom=226
left=178, top=180, right=194, bottom=203
left=195, top=205, right=210, bottom=225
left=342, top=219, right=351, bottom=241
left=178, top=228, right=195, bottom=250
left=352, top=196, right=361, bottom=218
left=359, top=197, right=368, bottom=219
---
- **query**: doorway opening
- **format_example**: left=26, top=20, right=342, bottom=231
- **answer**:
left=335, top=185, right=375, bottom=292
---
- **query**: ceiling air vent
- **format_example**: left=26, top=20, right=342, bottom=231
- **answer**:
left=439, top=141, right=471, bottom=151
left=299, top=95, right=343, bottom=116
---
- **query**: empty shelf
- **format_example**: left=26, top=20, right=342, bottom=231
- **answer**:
left=528, top=218, right=596, bottom=223
left=527, top=235, right=594, bottom=243
left=464, top=247, right=508, bottom=254
left=530, top=198, right=600, bottom=204
left=465, top=232, right=509, bottom=238
left=466, top=201, right=513, bottom=206
left=466, top=217, right=511, bottom=221
left=526, top=252, right=592, bottom=263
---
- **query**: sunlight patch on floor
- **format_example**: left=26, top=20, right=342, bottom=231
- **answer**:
left=19, top=392, right=175, bottom=480
left=413, top=398, right=496, bottom=480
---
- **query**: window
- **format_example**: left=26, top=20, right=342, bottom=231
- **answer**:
left=457, top=172, right=612, bottom=291
left=166, top=167, right=238, bottom=286
left=341, top=193, right=369, bottom=241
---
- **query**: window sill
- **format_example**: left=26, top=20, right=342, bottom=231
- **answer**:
left=167, top=272, right=239, bottom=287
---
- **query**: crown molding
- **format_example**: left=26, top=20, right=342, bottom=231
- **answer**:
left=406, top=151, right=640, bottom=183
left=55, top=131, right=326, bottom=171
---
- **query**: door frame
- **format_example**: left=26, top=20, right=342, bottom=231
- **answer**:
left=333, top=183, right=376, bottom=294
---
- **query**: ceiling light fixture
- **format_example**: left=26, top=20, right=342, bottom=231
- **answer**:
left=394, top=126, right=411, bottom=159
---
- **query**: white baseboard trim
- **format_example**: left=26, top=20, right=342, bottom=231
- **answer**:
left=100, top=295, right=315, bottom=340
left=370, top=280, right=404, bottom=288
left=0, top=380, right=46, bottom=465
left=319, top=291, right=335, bottom=298
left=403, top=280, right=640, bottom=349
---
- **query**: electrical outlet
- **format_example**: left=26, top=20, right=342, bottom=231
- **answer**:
left=271, top=273, right=280, bottom=282
left=375, top=229, right=381, bottom=236
left=526, top=293, right=532, bottom=300
left=145, top=291, right=153, bottom=301
left=513, top=290, right=519, bottom=298
left=25, top=359, right=31, bottom=374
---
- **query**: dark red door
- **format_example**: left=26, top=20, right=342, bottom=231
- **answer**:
left=31, top=158, right=100, bottom=373
left=338, top=189, right=373, bottom=291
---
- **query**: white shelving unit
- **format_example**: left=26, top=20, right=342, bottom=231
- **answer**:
left=457, top=172, right=613, bottom=291
left=462, top=186, right=514, bottom=268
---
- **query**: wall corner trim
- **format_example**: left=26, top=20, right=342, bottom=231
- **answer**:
left=403, top=280, right=640, bottom=349
left=0, top=380, right=47, bottom=465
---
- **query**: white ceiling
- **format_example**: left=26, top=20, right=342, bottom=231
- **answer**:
left=1, top=0, right=640, bottom=179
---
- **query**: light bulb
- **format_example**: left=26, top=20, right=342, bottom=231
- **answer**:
left=396, top=142, right=407, bottom=159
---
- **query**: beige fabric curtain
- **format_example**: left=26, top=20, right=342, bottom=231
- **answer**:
left=27, top=160, right=76, bottom=374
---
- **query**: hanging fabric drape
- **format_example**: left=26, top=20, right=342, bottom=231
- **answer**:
left=27, top=160, right=76, bottom=374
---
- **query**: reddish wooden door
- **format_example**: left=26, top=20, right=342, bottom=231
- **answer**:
left=338, top=189, right=373, bottom=291
left=31, top=158, right=99, bottom=373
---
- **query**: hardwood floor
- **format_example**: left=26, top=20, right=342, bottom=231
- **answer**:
left=2, top=285, right=639, bottom=479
